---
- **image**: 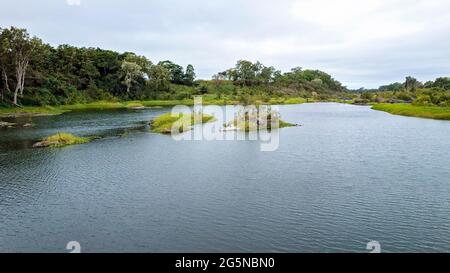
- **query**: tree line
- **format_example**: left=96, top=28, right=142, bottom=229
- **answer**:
left=0, top=27, right=196, bottom=106
left=0, top=26, right=351, bottom=107
left=356, top=76, right=450, bottom=106
left=5, top=26, right=447, bottom=108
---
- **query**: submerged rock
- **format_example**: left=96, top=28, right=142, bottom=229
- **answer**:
left=33, top=140, right=60, bottom=148
left=129, top=106, right=146, bottom=110
left=0, top=121, right=16, bottom=128
left=126, top=103, right=146, bottom=110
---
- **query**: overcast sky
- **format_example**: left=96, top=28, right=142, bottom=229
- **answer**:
left=1, top=0, right=449, bottom=88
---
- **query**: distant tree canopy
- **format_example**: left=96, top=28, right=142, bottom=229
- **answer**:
left=379, top=76, right=450, bottom=93
left=366, top=76, right=450, bottom=106
left=378, top=76, right=450, bottom=94
left=214, top=60, right=346, bottom=94
left=378, top=82, right=404, bottom=92
left=424, top=77, right=450, bottom=90
left=0, top=27, right=197, bottom=105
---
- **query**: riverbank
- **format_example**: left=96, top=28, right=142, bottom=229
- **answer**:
left=372, top=104, right=450, bottom=120
left=0, top=97, right=308, bottom=118
left=0, top=106, right=69, bottom=118
left=4, top=101, right=450, bottom=121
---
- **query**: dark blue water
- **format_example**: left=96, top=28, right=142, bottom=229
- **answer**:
left=1, top=103, right=450, bottom=253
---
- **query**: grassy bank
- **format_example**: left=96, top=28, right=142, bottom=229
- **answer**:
left=150, top=112, right=215, bottom=134
left=0, top=101, right=177, bottom=117
left=0, top=106, right=68, bottom=117
left=0, top=97, right=308, bottom=118
left=372, top=104, right=450, bottom=120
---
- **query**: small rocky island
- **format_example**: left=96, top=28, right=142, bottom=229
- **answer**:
left=33, top=133, right=93, bottom=148
left=222, top=107, right=299, bottom=132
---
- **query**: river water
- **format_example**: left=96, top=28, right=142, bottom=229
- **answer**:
left=1, top=103, right=450, bottom=252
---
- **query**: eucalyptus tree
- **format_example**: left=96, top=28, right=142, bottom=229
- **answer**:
left=121, top=61, right=143, bottom=93
left=120, top=53, right=152, bottom=94
left=0, top=27, right=42, bottom=105
left=0, top=28, right=12, bottom=101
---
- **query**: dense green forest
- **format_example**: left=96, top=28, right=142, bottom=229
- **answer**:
left=0, top=26, right=347, bottom=107
left=0, top=27, right=198, bottom=106
left=1, top=26, right=449, bottom=109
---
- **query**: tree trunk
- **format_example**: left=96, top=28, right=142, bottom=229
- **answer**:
left=16, top=59, right=27, bottom=97
left=13, top=87, right=19, bottom=105
left=19, top=60, right=28, bottom=96
left=1, top=68, right=10, bottom=101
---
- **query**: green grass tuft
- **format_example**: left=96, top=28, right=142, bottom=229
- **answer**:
left=151, top=112, right=215, bottom=134
left=279, top=120, right=297, bottom=128
left=0, top=106, right=67, bottom=117
left=40, top=133, right=92, bottom=148
left=60, top=101, right=125, bottom=111
left=125, top=102, right=145, bottom=109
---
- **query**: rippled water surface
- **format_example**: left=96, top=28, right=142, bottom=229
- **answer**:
left=1, top=103, right=450, bottom=252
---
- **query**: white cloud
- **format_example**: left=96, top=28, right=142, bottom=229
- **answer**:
left=66, top=0, right=81, bottom=6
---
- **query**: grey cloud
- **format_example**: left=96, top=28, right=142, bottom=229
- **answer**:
left=0, top=0, right=449, bottom=88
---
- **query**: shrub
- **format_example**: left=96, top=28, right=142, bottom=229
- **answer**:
left=174, top=91, right=192, bottom=100
left=21, top=87, right=59, bottom=106
left=85, top=87, right=115, bottom=102
left=65, top=89, right=89, bottom=105
left=413, top=94, right=432, bottom=106
left=360, top=92, right=374, bottom=101
left=395, top=92, right=413, bottom=102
